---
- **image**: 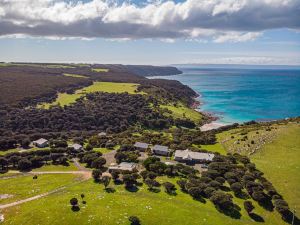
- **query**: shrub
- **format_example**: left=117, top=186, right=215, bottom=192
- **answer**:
left=129, top=216, right=141, bottom=225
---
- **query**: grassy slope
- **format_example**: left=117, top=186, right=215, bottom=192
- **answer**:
left=251, top=123, right=300, bottom=217
left=160, top=103, right=202, bottom=124
left=204, top=123, right=300, bottom=218
left=1, top=176, right=285, bottom=225
left=38, top=82, right=143, bottom=109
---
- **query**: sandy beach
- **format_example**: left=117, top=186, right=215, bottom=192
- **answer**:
left=200, top=121, right=227, bottom=131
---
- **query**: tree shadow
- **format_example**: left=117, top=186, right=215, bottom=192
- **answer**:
left=280, top=210, right=300, bottom=224
left=105, top=187, right=116, bottom=193
left=215, top=204, right=242, bottom=219
left=82, top=201, right=87, bottom=204
left=148, top=188, right=161, bottom=193
left=165, top=191, right=177, bottom=196
left=257, top=197, right=274, bottom=212
left=71, top=206, right=80, bottom=212
left=113, top=179, right=123, bottom=185
left=125, top=186, right=139, bottom=192
left=249, top=213, right=265, bottom=222
left=193, top=196, right=206, bottom=204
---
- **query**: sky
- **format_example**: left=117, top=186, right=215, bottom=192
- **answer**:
left=0, top=0, right=299, bottom=66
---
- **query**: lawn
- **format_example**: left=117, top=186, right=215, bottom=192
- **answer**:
left=1, top=175, right=287, bottom=225
left=37, top=82, right=143, bottom=109
left=93, top=148, right=112, bottom=154
left=0, top=174, right=78, bottom=205
left=160, top=103, right=203, bottom=124
left=31, top=162, right=79, bottom=172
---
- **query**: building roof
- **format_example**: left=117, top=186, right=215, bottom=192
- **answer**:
left=134, top=142, right=149, bottom=149
left=152, top=145, right=169, bottom=152
left=108, top=162, right=137, bottom=171
left=71, top=143, right=83, bottom=150
left=175, top=150, right=214, bottom=161
left=33, top=138, right=48, bottom=145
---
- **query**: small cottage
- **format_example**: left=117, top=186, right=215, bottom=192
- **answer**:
left=174, top=149, right=214, bottom=163
left=152, top=145, right=170, bottom=156
left=134, top=142, right=149, bottom=151
left=108, top=162, right=137, bottom=173
left=33, top=138, right=49, bottom=148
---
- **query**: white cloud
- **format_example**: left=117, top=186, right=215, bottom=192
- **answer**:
left=213, top=32, right=262, bottom=43
left=0, top=0, right=299, bottom=41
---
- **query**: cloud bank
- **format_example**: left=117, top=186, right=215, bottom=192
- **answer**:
left=0, top=0, right=299, bottom=42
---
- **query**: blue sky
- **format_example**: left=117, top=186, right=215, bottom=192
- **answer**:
left=0, top=0, right=299, bottom=65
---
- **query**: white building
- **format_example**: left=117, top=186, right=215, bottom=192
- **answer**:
left=174, top=149, right=214, bottom=163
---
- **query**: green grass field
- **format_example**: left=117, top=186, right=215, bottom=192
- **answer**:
left=0, top=174, right=78, bottom=205
left=91, top=68, right=109, bottom=72
left=31, top=163, right=79, bottom=172
left=37, top=82, right=143, bottom=109
left=1, top=175, right=288, bottom=225
left=160, top=103, right=202, bottom=124
left=63, top=73, right=88, bottom=78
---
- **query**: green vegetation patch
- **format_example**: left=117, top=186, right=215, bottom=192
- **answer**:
left=37, top=82, right=143, bottom=109
left=92, top=68, right=109, bottom=73
left=160, top=103, right=202, bottom=124
left=63, top=73, right=88, bottom=79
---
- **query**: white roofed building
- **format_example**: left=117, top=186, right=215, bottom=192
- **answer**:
left=174, top=149, right=214, bottom=164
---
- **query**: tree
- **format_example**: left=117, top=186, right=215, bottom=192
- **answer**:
left=210, top=191, right=234, bottom=210
left=9, top=155, right=20, bottom=168
left=274, top=199, right=289, bottom=215
left=144, top=178, right=157, bottom=191
left=230, top=182, right=243, bottom=194
left=18, top=159, right=32, bottom=171
left=163, top=182, right=176, bottom=195
left=102, top=175, right=111, bottom=190
left=0, top=157, right=8, bottom=170
left=188, top=187, right=203, bottom=199
left=111, top=170, right=120, bottom=181
left=123, top=174, right=137, bottom=189
left=21, top=138, right=31, bottom=148
left=91, top=157, right=106, bottom=169
left=252, top=191, right=266, bottom=203
left=70, top=197, right=78, bottom=206
left=129, top=216, right=141, bottom=225
left=92, top=169, right=102, bottom=182
left=177, top=179, right=187, bottom=192
left=80, top=194, right=85, bottom=199
left=85, top=144, right=93, bottom=151
left=244, top=201, right=255, bottom=214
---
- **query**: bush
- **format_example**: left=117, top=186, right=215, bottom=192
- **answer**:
left=210, top=191, right=234, bottom=210
left=129, top=216, right=141, bottom=225
left=18, top=159, right=32, bottom=171
left=163, top=182, right=176, bottom=194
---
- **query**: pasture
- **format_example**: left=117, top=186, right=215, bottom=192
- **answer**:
left=38, top=82, right=143, bottom=109
left=0, top=176, right=288, bottom=225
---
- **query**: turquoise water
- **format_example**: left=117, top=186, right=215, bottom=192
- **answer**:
left=151, top=66, right=300, bottom=124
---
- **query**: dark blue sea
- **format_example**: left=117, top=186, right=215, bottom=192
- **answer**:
left=150, top=66, right=300, bottom=124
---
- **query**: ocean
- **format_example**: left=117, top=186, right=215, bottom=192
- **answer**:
left=150, top=65, right=300, bottom=124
